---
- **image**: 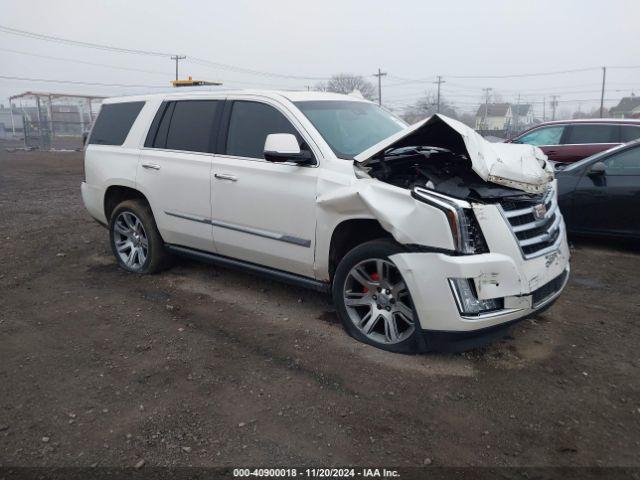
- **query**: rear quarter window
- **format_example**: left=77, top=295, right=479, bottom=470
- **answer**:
left=88, top=102, right=145, bottom=146
left=620, top=125, right=640, bottom=143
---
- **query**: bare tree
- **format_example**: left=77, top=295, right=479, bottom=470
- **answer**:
left=401, top=92, right=459, bottom=124
left=315, top=74, right=377, bottom=101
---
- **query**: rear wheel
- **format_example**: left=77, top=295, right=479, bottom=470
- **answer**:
left=109, top=199, right=169, bottom=274
left=332, top=239, right=419, bottom=353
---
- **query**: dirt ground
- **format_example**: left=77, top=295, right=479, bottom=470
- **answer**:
left=1, top=150, right=639, bottom=470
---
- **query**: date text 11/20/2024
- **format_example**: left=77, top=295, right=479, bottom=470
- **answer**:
left=233, top=468, right=401, bottom=477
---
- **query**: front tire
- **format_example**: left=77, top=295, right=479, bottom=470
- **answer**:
left=332, top=239, right=420, bottom=353
left=109, top=199, right=169, bottom=274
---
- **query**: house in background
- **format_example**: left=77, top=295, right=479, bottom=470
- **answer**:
left=475, top=103, right=535, bottom=131
left=610, top=95, right=640, bottom=118
left=475, top=103, right=511, bottom=130
left=506, top=104, right=535, bottom=131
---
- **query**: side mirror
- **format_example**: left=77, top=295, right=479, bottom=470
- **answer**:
left=588, top=161, right=606, bottom=176
left=264, top=133, right=313, bottom=164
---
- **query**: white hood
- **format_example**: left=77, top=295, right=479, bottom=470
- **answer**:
left=354, top=114, right=553, bottom=194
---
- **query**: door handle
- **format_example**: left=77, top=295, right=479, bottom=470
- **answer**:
left=142, top=163, right=161, bottom=170
left=214, top=173, right=238, bottom=182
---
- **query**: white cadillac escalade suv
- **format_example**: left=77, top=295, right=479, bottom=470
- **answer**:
left=82, top=90, right=570, bottom=353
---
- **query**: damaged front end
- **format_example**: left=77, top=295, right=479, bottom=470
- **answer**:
left=353, top=114, right=560, bottom=257
left=343, top=114, right=570, bottom=334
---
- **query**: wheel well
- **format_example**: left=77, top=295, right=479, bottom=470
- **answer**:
left=104, top=186, right=149, bottom=221
left=328, top=219, right=391, bottom=279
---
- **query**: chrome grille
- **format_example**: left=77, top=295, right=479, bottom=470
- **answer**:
left=500, top=186, right=563, bottom=259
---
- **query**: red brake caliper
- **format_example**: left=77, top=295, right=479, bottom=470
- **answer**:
left=363, top=272, right=379, bottom=293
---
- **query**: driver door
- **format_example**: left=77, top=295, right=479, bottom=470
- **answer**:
left=210, top=99, right=319, bottom=277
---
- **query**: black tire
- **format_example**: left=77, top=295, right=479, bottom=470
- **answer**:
left=108, top=199, right=170, bottom=274
left=332, top=239, right=421, bottom=354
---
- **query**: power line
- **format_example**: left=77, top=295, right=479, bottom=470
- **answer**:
left=0, top=24, right=174, bottom=57
left=0, top=24, right=330, bottom=81
left=0, top=47, right=170, bottom=76
left=0, top=47, right=301, bottom=89
left=382, top=64, right=640, bottom=86
left=0, top=74, right=169, bottom=89
left=189, top=57, right=329, bottom=81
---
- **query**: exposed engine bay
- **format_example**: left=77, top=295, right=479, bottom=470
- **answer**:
left=363, top=146, right=546, bottom=203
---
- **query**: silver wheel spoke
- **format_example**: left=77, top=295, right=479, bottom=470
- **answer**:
left=376, top=260, right=386, bottom=284
left=116, top=240, right=131, bottom=253
left=350, top=266, right=373, bottom=288
left=360, top=311, right=379, bottom=334
left=124, top=213, right=136, bottom=230
left=384, top=316, right=400, bottom=343
left=137, top=247, right=146, bottom=265
left=115, top=222, right=131, bottom=237
left=345, top=292, right=371, bottom=307
left=126, top=248, right=136, bottom=266
left=393, top=301, right=414, bottom=323
left=391, top=280, right=406, bottom=297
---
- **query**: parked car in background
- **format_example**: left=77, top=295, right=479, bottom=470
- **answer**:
left=507, top=119, right=640, bottom=164
left=556, top=140, right=640, bottom=239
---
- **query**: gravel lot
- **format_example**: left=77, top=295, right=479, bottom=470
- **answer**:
left=1, top=150, right=639, bottom=469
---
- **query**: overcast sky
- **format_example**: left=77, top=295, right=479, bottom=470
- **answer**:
left=1, top=0, right=639, bottom=116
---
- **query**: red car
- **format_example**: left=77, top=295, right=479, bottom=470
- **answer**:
left=507, top=119, right=640, bottom=163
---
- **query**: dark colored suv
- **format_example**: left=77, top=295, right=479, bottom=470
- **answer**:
left=508, top=119, right=640, bottom=163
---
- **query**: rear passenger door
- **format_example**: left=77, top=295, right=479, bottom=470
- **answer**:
left=137, top=99, right=222, bottom=253
left=560, top=124, right=621, bottom=162
left=210, top=99, right=318, bottom=277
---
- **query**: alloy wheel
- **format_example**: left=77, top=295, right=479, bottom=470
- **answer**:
left=113, top=211, right=148, bottom=270
left=342, top=258, right=415, bottom=344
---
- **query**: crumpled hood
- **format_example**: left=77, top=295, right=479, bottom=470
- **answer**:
left=354, top=114, right=553, bottom=194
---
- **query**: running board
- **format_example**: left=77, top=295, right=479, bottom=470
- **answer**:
left=165, top=244, right=330, bottom=293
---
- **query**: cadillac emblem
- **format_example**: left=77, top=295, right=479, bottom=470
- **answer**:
left=533, top=204, right=547, bottom=220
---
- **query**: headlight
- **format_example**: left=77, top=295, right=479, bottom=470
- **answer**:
left=412, top=187, right=488, bottom=254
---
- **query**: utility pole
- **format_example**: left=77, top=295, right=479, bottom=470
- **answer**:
left=513, top=93, right=521, bottom=133
left=171, top=55, right=186, bottom=81
left=542, top=96, right=546, bottom=122
left=550, top=95, right=559, bottom=121
left=373, top=68, right=387, bottom=106
left=599, top=66, right=607, bottom=117
left=482, top=88, right=492, bottom=130
left=434, top=76, right=445, bottom=113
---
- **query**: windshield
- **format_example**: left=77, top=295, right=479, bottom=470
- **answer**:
left=295, top=100, right=407, bottom=159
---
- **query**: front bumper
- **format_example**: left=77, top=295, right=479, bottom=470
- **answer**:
left=389, top=234, right=570, bottom=333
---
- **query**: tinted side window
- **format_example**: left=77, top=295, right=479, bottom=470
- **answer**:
left=89, top=102, right=144, bottom=146
left=620, top=125, right=640, bottom=143
left=565, top=124, right=618, bottom=144
left=604, top=147, right=640, bottom=176
left=226, top=101, right=299, bottom=158
left=517, top=126, right=564, bottom=146
left=164, top=100, right=220, bottom=153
